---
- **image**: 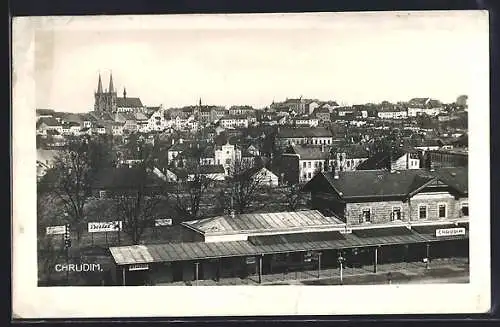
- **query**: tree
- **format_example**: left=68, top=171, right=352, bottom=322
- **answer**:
left=111, top=135, right=169, bottom=245
left=37, top=193, right=64, bottom=285
left=173, top=163, right=213, bottom=221
left=47, top=139, right=93, bottom=242
left=282, top=183, right=306, bottom=211
left=225, top=159, right=271, bottom=214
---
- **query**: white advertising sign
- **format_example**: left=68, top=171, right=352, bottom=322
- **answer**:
left=435, top=227, right=466, bottom=237
left=155, top=218, right=173, bottom=227
left=88, top=221, right=122, bottom=233
left=46, top=225, right=66, bottom=235
left=129, top=264, right=149, bottom=271
left=340, top=228, right=353, bottom=234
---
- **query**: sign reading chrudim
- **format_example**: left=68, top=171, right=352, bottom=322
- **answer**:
left=88, top=221, right=122, bottom=233
left=435, top=227, right=466, bottom=237
left=128, top=264, right=149, bottom=271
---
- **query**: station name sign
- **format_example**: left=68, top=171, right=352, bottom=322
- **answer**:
left=340, top=228, right=352, bottom=234
left=435, top=227, right=466, bottom=237
left=46, top=225, right=67, bottom=235
left=128, top=264, right=149, bottom=271
left=155, top=218, right=173, bottom=227
left=88, top=221, right=123, bottom=233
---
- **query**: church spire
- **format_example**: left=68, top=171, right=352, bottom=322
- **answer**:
left=97, top=73, right=103, bottom=93
left=108, top=71, right=115, bottom=93
left=123, top=87, right=127, bottom=98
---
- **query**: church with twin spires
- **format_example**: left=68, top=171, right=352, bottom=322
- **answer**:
left=94, top=72, right=144, bottom=113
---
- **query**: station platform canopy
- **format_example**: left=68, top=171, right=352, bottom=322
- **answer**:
left=110, top=222, right=469, bottom=266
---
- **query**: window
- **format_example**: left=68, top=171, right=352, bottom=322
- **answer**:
left=419, top=205, right=427, bottom=219
left=361, top=208, right=371, bottom=223
left=438, top=203, right=447, bottom=218
left=307, top=172, right=312, bottom=179
left=314, top=162, right=319, bottom=168
left=303, top=162, right=307, bottom=168
left=391, top=207, right=402, bottom=221
left=303, top=174, right=307, bottom=180
left=461, top=202, right=469, bottom=217
left=99, top=190, right=107, bottom=199
left=307, top=162, right=311, bottom=168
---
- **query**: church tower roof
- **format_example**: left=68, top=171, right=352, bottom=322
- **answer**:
left=97, top=73, right=103, bottom=93
left=109, top=72, right=115, bottom=93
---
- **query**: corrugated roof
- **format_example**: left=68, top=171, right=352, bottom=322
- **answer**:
left=183, top=210, right=343, bottom=234
left=109, top=222, right=469, bottom=265
left=110, top=241, right=257, bottom=265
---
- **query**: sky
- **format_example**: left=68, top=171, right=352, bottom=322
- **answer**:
left=33, top=11, right=489, bottom=113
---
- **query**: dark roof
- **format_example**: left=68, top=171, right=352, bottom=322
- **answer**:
left=303, top=168, right=467, bottom=200
left=91, top=167, right=164, bottom=189
left=313, top=107, right=330, bottom=114
left=116, top=97, right=143, bottom=108
left=174, top=164, right=225, bottom=177
left=285, top=144, right=331, bottom=160
left=36, top=108, right=55, bottom=115
left=342, top=145, right=370, bottom=159
left=37, top=117, right=61, bottom=127
left=277, top=127, right=332, bottom=138
left=356, top=148, right=406, bottom=170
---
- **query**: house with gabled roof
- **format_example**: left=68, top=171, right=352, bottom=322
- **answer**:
left=302, top=167, right=468, bottom=226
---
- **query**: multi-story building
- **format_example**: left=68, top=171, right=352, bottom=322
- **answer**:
left=275, top=127, right=333, bottom=150
left=377, top=107, right=408, bottom=119
left=407, top=97, right=444, bottom=117
left=219, top=115, right=249, bottom=129
left=94, top=73, right=145, bottom=114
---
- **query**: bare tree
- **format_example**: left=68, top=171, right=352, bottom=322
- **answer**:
left=46, top=139, right=93, bottom=242
left=111, top=136, right=170, bottom=245
left=282, top=183, right=306, bottom=211
left=173, top=163, right=213, bottom=221
left=225, top=158, right=271, bottom=214
left=37, top=194, right=64, bottom=285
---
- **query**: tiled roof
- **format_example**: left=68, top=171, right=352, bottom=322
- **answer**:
left=356, top=148, right=407, bottom=170
left=303, top=168, right=467, bottom=200
left=116, top=97, right=143, bottom=108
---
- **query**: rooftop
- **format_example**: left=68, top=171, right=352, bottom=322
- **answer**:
left=182, top=210, right=344, bottom=235
left=277, top=127, right=332, bottom=138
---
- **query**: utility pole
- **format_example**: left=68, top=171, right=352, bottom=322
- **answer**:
left=64, top=223, right=72, bottom=285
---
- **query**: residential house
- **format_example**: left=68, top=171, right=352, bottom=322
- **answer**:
left=61, top=121, right=81, bottom=136
left=377, top=107, right=408, bottom=119
left=306, top=100, right=321, bottom=115
left=147, top=108, right=168, bottom=132
left=90, top=167, right=165, bottom=198
left=134, top=111, right=150, bottom=133
left=279, top=144, right=333, bottom=184
left=292, top=116, right=319, bottom=128
left=407, top=98, right=444, bottom=117
left=219, top=115, right=249, bottom=129
left=229, top=105, right=255, bottom=116
left=356, top=148, right=420, bottom=171
left=275, top=127, right=333, bottom=150
left=214, top=138, right=242, bottom=174
left=303, top=167, right=468, bottom=226
left=210, top=107, right=228, bottom=123
left=36, top=148, right=61, bottom=180
left=320, top=101, right=340, bottom=113
left=246, top=167, right=279, bottom=187
left=313, top=107, right=331, bottom=124
left=36, top=117, right=63, bottom=136
left=111, top=121, right=125, bottom=136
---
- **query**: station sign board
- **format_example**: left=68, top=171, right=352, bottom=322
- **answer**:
left=435, top=227, right=466, bottom=237
left=46, top=225, right=66, bottom=235
left=155, top=218, right=173, bottom=227
left=128, top=264, right=149, bottom=271
left=88, top=221, right=123, bottom=233
left=245, top=256, right=256, bottom=264
left=340, top=228, right=353, bottom=234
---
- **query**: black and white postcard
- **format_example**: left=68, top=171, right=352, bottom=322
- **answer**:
left=12, top=11, right=490, bottom=318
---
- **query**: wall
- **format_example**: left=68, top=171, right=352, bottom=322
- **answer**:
left=311, top=192, right=346, bottom=221
left=149, top=263, right=174, bottom=284
left=346, top=200, right=409, bottom=225
left=279, top=154, right=300, bottom=184
left=408, top=192, right=464, bottom=221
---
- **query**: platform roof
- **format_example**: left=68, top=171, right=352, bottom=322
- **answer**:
left=182, top=210, right=344, bottom=235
